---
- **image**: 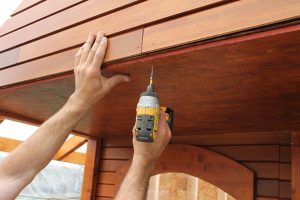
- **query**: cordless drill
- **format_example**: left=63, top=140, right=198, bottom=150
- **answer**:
left=135, top=66, right=173, bottom=142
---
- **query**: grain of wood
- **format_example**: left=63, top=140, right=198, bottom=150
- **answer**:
left=11, top=0, right=46, bottom=16
left=291, top=132, right=300, bottom=200
left=0, top=48, right=19, bottom=69
left=0, top=30, right=143, bottom=86
left=0, top=0, right=86, bottom=36
left=0, top=0, right=142, bottom=53
left=53, top=136, right=87, bottom=160
left=11, top=0, right=223, bottom=64
left=143, top=0, right=300, bottom=52
left=115, top=145, right=254, bottom=200
left=81, top=139, right=101, bottom=200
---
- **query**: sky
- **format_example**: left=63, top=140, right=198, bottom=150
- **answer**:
left=0, top=0, right=23, bottom=26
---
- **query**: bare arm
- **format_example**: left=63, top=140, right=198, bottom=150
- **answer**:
left=0, top=32, right=129, bottom=200
left=115, top=110, right=171, bottom=200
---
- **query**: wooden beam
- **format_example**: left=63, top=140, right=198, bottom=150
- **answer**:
left=0, top=136, right=85, bottom=165
left=81, top=138, right=101, bottom=200
left=54, top=136, right=87, bottom=160
left=0, top=116, right=4, bottom=124
left=0, top=137, right=21, bottom=152
left=291, top=131, right=300, bottom=200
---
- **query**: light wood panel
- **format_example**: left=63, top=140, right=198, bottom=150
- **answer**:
left=0, top=136, right=85, bottom=165
left=4, top=0, right=224, bottom=64
left=61, top=151, right=85, bottom=165
left=11, top=0, right=46, bottom=16
left=54, top=136, right=87, bottom=160
left=0, top=48, right=19, bottom=69
left=81, top=139, right=101, bottom=200
left=0, top=0, right=86, bottom=36
left=143, top=0, right=300, bottom=52
left=0, top=29, right=143, bottom=86
left=0, top=0, right=143, bottom=53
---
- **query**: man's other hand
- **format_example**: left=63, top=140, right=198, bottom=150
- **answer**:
left=132, top=109, right=172, bottom=165
left=71, top=32, right=130, bottom=109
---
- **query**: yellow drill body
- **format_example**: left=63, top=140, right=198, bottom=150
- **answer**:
left=135, top=66, right=174, bottom=142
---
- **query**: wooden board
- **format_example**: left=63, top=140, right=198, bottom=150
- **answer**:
left=143, top=0, right=300, bottom=52
left=1, top=28, right=300, bottom=137
left=11, top=0, right=46, bottom=16
left=81, top=139, right=101, bottom=200
left=115, top=145, right=254, bottom=200
left=0, top=0, right=86, bottom=36
left=0, top=0, right=222, bottom=54
left=0, top=29, right=143, bottom=84
left=291, top=132, right=300, bottom=200
left=97, top=136, right=291, bottom=199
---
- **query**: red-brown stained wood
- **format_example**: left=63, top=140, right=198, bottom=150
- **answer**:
left=11, top=0, right=46, bottom=16
left=96, top=184, right=115, bottom=197
left=143, top=0, right=300, bottom=52
left=96, top=197, right=113, bottom=200
left=256, top=179, right=279, bottom=197
left=207, top=145, right=279, bottom=162
left=81, top=139, right=101, bottom=200
left=0, top=0, right=221, bottom=54
left=0, top=28, right=300, bottom=137
left=279, top=181, right=291, bottom=198
left=115, top=145, right=254, bottom=200
left=242, top=162, right=279, bottom=179
left=99, top=160, right=128, bottom=172
left=291, top=132, right=300, bottom=200
left=280, top=146, right=291, bottom=162
left=0, top=29, right=143, bottom=85
left=98, top=172, right=116, bottom=184
left=280, top=163, right=291, bottom=181
left=102, top=132, right=291, bottom=147
left=0, top=0, right=143, bottom=53
left=0, top=0, right=86, bottom=36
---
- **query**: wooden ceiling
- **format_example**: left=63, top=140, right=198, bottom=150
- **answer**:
left=0, top=28, right=300, bottom=137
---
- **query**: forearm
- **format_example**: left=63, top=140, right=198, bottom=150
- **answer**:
left=0, top=94, right=87, bottom=187
left=115, top=154, right=155, bottom=200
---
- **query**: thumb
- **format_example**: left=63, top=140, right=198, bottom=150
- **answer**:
left=105, top=74, right=130, bottom=90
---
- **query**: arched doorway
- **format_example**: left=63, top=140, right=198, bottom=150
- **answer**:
left=116, top=145, right=254, bottom=199
left=147, top=172, right=236, bottom=200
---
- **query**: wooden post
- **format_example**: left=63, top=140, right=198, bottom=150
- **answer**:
left=291, top=132, right=300, bottom=200
left=81, top=138, right=101, bottom=200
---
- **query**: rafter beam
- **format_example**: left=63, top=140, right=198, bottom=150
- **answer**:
left=0, top=136, right=86, bottom=165
left=54, top=136, right=87, bottom=160
left=0, top=116, right=4, bottom=124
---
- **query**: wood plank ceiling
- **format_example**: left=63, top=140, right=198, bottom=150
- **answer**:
left=0, top=27, right=300, bottom=137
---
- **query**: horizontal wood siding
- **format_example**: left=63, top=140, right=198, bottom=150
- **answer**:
left=97, top=132, right=291, bottom=199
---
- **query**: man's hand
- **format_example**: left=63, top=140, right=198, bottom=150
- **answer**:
left=115, top=110, right=171, bottom=200
left=71, top=32, right=130, bottom=110
left=132, top=109, right=172, bottom=165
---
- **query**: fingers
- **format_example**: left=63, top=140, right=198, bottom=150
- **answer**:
left=86, top=32, right=104, bottom=65
left=74, top=46, right=83, bottom=67
left=156, top=109, right=171, bottom=143
left=92, top=36, right=108, bottom=69
left=79, top=33, right=95, bottom=65
left=105, top=74, right=130, bottom=91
